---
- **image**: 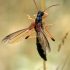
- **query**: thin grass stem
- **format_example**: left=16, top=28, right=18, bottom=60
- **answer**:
left=41, top=0, right=46, bottom=70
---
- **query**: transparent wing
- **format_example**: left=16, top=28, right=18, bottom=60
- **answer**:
left=37, top=28, right=51, bottom=52
left=2, top=28, right=34, bottom=44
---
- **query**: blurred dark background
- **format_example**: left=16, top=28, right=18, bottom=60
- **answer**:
left=0, top=0, right=70, bottom=70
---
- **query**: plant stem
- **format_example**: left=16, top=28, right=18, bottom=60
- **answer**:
left=43, top=60, right=46, bottom=70
left=41, top=0, right=45, bottom=11
left=41, top=0, right=46, bottom=70
left=61, top=52, right=70, bottom=70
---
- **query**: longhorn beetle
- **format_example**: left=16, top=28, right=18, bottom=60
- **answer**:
left=2, top=0, right=60, bottom=61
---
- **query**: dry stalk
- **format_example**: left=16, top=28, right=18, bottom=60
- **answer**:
left=41, top=0, right=46, bottom=70
left=61, top=52, right=70, bottom=70
left=58, top=31, right=70, bottom=51
left=56, top=53, right=69, bottom=70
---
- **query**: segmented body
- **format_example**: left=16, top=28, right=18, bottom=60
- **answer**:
left=34, top=11, right=51, bottom=61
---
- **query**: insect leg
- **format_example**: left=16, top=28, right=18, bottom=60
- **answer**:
left=43, top=12, right=48, bottom=18
left=27, top=36, right=36, bottom=39
left=43, top=22, right=55, bottom=41
left=25, top=31, right=35, bottom=39
left=47, top=24, right=54, bottom=27
left=25, top=22, right=35, bottom=39
left=25, top=14, right=34, bottom=21
left=33, top=14, right=37, bottom=19
left=43, top=23, right=54, bottom=27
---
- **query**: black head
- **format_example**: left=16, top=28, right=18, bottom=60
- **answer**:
left=37, top=11, right=44, bottom=17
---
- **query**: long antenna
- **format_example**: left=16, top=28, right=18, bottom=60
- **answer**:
left=43, top=4, right=60, bottom=12
left=33, top=0, right=39, bottom=11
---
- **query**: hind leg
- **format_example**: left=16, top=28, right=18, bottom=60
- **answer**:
left=43, top=22, right=55, bottom=41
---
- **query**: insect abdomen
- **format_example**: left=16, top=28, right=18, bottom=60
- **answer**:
left=36, top=37, right=47, bottom=61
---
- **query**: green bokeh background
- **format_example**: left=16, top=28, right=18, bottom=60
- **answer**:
left=0, top=0, right=70, bottom=70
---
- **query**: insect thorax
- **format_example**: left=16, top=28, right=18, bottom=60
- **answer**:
left=35, top=11, right=44, bottom=24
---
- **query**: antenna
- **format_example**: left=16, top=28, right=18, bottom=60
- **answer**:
left=43, top=4, right=60, bottom=12
left=33, top=0, right=39, bottom=11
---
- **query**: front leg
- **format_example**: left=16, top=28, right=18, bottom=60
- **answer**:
left=43, top=12, right=48, bottom=18
left=25, top=14, right=34, bottom=21
left=33, top=14, right=37, bottom=19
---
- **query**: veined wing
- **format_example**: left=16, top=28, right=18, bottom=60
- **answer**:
left=2, top=28, right=34, bottom=44
left=36, top=28, right=51, bottom=61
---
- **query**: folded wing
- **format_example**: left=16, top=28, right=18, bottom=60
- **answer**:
left=36, top=28, right=51, bottom=61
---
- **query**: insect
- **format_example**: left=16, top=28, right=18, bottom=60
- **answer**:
left=2, top=0, right=60, bottom=61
